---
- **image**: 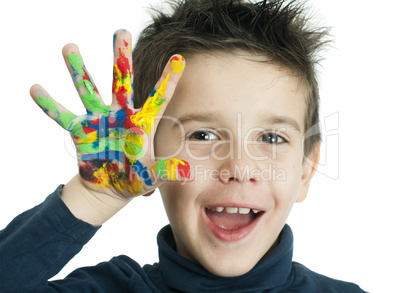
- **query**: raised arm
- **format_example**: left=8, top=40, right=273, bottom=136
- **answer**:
left=0, top=29, right=190, bottom=291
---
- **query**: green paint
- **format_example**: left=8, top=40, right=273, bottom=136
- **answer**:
left=124, top=143, right=143, bottom=156
left=70, top=122, right=88, bottom=140
left=68, top=53, right=85, bottom=76
left=77, top=79, right=110, bottom=117
left=58, top=112, right=76, bottom=130
left=78, top=138, right=125, bottom=154
left=109, top=138, right=125, bottom=152
left=37, top=97, right=78, bottom=131
left=77, top=80, right=96, bottom=97
left=155, top=159, right=168, bottom=180
left=36, top=97, right=58, bottom=113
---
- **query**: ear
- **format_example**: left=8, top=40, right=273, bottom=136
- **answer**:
left=296, top=144, right=320, bottom=203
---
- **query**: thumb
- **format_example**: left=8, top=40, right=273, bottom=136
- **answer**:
left=150, top=158, right=193, bottom=184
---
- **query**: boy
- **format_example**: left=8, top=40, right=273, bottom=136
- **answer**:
left=0, top=0, right=367, bottom=292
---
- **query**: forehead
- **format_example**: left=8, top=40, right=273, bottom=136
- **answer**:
left=165, top=52, right=307, bottom=130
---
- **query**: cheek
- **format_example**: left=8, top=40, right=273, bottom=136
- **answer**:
left=159, top=182, right=196, bottom=221
left=271, top=162, right=303, bottom=207
left=154, top=130, right=171, bottom=158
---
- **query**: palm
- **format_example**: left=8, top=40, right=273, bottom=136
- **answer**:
left=31, top=30, right=189, bottom=199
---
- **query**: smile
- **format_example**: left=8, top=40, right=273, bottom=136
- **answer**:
left=202, top=205, right=264, bottom=242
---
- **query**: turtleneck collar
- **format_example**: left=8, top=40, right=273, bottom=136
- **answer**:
left=157, top=224, right=294, bottom=293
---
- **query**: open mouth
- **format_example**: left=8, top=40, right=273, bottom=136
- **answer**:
left=203, top=206, right=264, bottom=242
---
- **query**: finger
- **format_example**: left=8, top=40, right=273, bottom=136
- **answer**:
left=130, top=54, right=185, bottom=135
left=62, top=44, right=110, bottom=117
left=110, top=29, right=134, bottom=110
left=30, top=84, right=77, bottom=131
left=150, top=158, right=193, bottom=183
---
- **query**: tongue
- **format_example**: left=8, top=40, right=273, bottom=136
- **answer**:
left=206, top=209, right=255, bottom=230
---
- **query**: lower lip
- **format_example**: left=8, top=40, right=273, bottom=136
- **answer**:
left=202, top=208, right=263, bottom=242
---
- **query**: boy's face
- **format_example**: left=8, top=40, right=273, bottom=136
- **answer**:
left=154, top=52, right=318, bottom=277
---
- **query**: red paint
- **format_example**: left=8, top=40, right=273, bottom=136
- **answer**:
left=177, top=161, right=191, bottom=179
left=116, top=49, right=131, bottom=76
left=82, top=125, right=97, bottom=135
left=107, top=108, right=144, bottom=135
left=79, top=160, right=99, bottom=183
left=115, top=92, right=126, bottom=109
left=113, top=48, right=132, bottom=109
left=170, top=56, right=180, bottom=62
left=83, top=68, right=99, bottom=94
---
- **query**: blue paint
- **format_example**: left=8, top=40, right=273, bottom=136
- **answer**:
left=71, top=71, right=80, bottom=84
left=83, top=65, right=96, bottom=88
left=149, top=88, right=156, bottom=98
left=113, top=109, right=130, bottom=128
left=98, top=116, right=108, bottom=139
left=81, top=151, right=126, bottom=162
left=85, top=116, right=110, bottom=140
left=132, top=160, right=152, bottom=186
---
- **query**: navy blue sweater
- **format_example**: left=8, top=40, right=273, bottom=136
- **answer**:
left=0, top=186, right=367, bottom=292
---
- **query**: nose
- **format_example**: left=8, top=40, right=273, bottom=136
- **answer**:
left=223, top=175, right=258, bottom=184
left=216, top=138, right=262, bottom=184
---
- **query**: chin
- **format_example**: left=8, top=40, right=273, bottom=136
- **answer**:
left=202, top=257, right=258, bottom=277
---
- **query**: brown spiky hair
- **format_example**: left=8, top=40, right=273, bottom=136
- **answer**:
left=132, top=0, right=329, bottom=156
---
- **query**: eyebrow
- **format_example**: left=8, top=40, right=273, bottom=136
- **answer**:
left=171, top=112, right=302, bottom=133
left=265, top=115, right=302, bottom=132
left=172, top=113, right=218, bottom=129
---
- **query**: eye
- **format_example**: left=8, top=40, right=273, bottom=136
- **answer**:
left=188, top=129, right=219, bottom=141
left=258, top=132, right=287, bottom=144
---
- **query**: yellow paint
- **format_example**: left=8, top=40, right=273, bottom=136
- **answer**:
left=170, top=56, right=185, bottom=74
left=113, top=63, right=132, bottom=95
left=122, top=132, right=145, bottom=161
left=165, top=159, right=177, bottom=180
left=151, top=158, right=187, bottom=180
left=111, top=172, right=143, bottom=194
left=129, top=174, right=143, bottom=194
left=77, top=131, right=98, bottom=144
left=167, top=158, right=187, bottom=180
left=131, top=73, right=170, bottom=134
left=92, top=163, right=111, bottom=188
left=91, top=162, right=143, bottom=194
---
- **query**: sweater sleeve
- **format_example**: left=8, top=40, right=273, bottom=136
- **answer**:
left=0, top=185, right=100, bottom=292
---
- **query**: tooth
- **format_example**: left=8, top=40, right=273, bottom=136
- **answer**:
left=216, top=207, right=224, bottom=212
left=238, top=208, right=250, bottom=214
left=252, top=209, right=260, bottom=213
left=225, top=207, right=238, bottom=214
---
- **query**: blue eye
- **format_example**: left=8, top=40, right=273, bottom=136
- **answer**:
left=259, top=132, right=286, bottom=144
left=188, top=130, right=219, bottom=141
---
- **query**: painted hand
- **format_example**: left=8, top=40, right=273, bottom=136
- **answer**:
left=30, top=30, right=190, bottom=199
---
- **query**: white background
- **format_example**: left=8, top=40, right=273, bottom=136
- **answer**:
left=0, top=0, right=401, bottom=292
